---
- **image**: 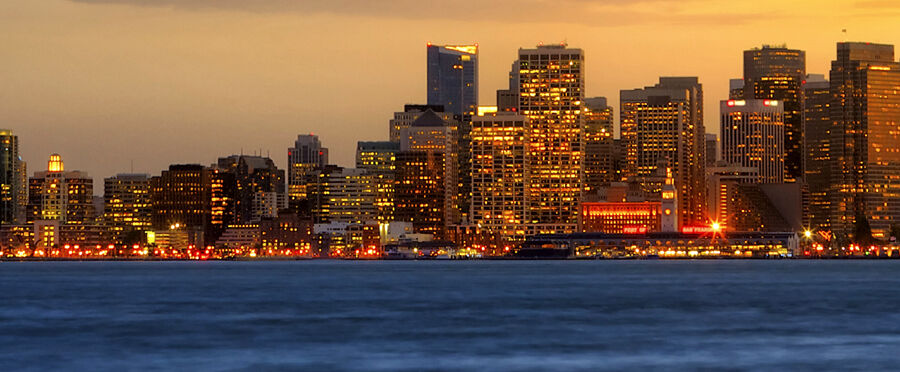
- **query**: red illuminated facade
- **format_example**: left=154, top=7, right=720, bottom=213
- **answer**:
left=581, top=202, right=661, bottom=234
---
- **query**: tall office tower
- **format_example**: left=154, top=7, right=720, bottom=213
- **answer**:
left=743, top=45, right=805, bottom=182
left=388, top=104, right=452, bottom=142
left=583, top=97, right=615, bottom=193
left=27, top=154, right=94, bottom=225
left=217, top=155, right=286, bottom=223
left=151, top=164, right=231, bottom=245
left=0, top=130, right=24, bottom=224
left=621, top=77, right=706, bottom=227
left=307, top=167, right=377, bottom=224
left=356, top=141, right=399, bottom=222
left=518, top=44, right=585, bottom=235
left=287, top=134, right=328, bottom=203
left=394, top=110, right=458, bottom=238
left=427, top=45, right=477, bottom=219
left=720, top=99, right=785, bottom=183
left=803, top=74, right=832, bottom=231
left=705, top=134, right=718, bottom=166
left=828, top=42, right=900, bottom=237
left=427, top=44, right=478, bottom=118
left=470, top=112, right=528, bottom=241
left=729, top=79, right=745, bottom=100
left=104, top=174, right=152, bottom=244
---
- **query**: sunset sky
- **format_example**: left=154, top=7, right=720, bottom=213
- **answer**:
left=3, top=0, right=900, bottom=184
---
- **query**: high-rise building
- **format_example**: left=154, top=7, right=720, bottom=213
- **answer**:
left=518, top=44, right=585, bottom=235
left=356, top=141, right=399, bottom=223
left=287, top=134, right=328, bottom=203
left=621, top=77, right=707, bottom=227
left=27, top=154, right=94, bottom=225
left=388, top=104, right=452, bottom=143
left=828, top=42, right=900, bottom=237
left=150, top=164, right=231, bottom=245
left=308, top=167, right=377, bottom=224
left=394, top=110, right=459, bottom=239
left=743, top=45, right=806, bottom=182
left=803, top=74, right=831, bottom=231
left=470, top=112, right=527, bottom=241
left=584, top=97, right=615, bottom=192
left=427, top=44, right=478, bottom=118
left=216, top=155, right=286, bottom=223
left=0, top=130, right=25, bottom=224
left=720, top=99, right=785, bottom=183
left=103, top=174, right=152, bottom=244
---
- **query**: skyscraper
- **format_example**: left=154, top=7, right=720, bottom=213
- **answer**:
left=356, top=141, right=399, bottom=223
left=743, top=45, right=806, bottom=182
left=518, top=44, right=584, bottom=235
left=803, top=74, right=831, bottom=231
left=720, top=99, right=785, bottom=183
left=104, top=174, right=152, bottom=244
left=216, top=155, right=286, bottom=223
left=470, top=112, right=527, bottom=241
left=27, top=154, right=94, bottom=225
left=151, top=164, right=231, bottom=245
left=621, top=77, right=706, bottom=227
left=583, top=97, right=615, bottom=192
left=394, top=110, right=459, bottom=238
left=427, top=44, right=478, bottom=118
left=307, top=167, right=377, bottom=224
left=287, top=134, right=328, bottom=203
left=0, top=129, right=24, bottom=224
left=828, top=42, right=900, bottom=237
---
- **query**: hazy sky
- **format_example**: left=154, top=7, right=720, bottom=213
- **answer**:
left=3, top=0, right=900, bottom=189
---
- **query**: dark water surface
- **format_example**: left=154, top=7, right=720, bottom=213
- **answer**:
left=2, top=260, right=899, bottom=371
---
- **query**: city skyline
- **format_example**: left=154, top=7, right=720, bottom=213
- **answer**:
left=4, top=1, right=900, bottom=181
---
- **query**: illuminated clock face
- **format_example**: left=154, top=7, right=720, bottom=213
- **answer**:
left=664, top=208, right=672, bottom=216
